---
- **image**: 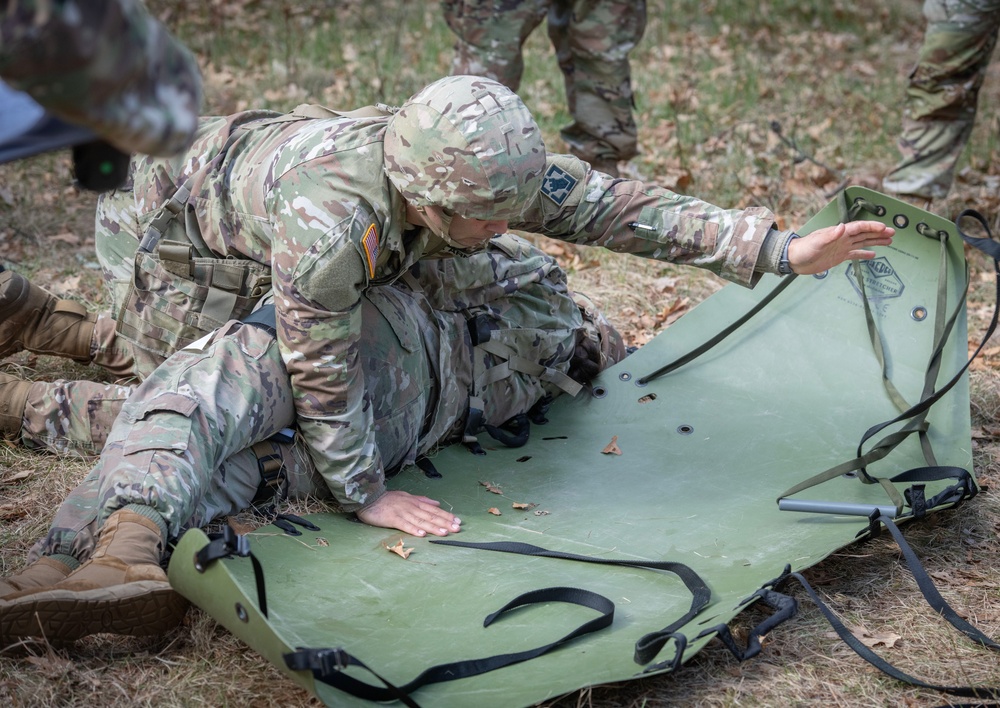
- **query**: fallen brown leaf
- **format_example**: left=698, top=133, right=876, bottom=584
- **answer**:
left=49, top=231, right=80, bottom=245
left=385, top=538, right=412, bottom=559
left=3, top=469, right=34, bottom=483
left=487, top=507, right=502, bottom=516
left=602, top=435, right=623, bottom=455
left=512, top=502, right=538, bottom=510
left=828, top=627, right=902, bottom=648
left=227, top=519, right=256, bottom=536
left=480, top=480, right=503, bottom=494
left=0, top=503, right=26, bottom=521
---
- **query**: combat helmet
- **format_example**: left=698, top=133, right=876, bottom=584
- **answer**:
left=383, top=75, right=546, bottom=245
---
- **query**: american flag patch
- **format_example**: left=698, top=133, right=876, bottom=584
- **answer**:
left=362, top=223, right=379, bottom=277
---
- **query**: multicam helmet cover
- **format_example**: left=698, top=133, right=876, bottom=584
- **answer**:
left=383, top=76, right=546, bottom=236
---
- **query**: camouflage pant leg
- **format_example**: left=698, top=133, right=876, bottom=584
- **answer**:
left=24, top=323, right=301, bottom=562
left=884, top=0, right=1000, bottom=198
left=21, top=379, right=135, bottom=457
left=548, top=0, right=646, bottom=163
left=23, top=443, right=306, bottom=563
left=28, top=321, right=290, bottom=559
left=26, top=466, right=103, bottom=563
left=442, top=0, right=549, bottom=89
left=443, top=0, right=646, bottom=163
left=92, top=174, right=159, bottom=377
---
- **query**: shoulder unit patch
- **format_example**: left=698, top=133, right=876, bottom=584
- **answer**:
left=540, top=163, right=578, bottom=206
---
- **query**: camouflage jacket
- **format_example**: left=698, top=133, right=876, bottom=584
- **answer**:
left=128, top=109, right=777, bottom=512
left=0, top=0, right=202, bottom=156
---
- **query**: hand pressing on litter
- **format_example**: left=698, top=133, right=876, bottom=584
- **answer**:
left=356, top=490, right=462, bottom=537
left=788, top=220, right=894, bottom=275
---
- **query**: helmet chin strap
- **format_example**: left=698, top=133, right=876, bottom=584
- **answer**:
left=412, top=204, right=490, bottom=254
left=412, top=204, right=454, bottom=242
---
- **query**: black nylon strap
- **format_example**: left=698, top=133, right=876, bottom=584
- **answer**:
left=780, top=510, right=1000, bottom=700
left=779, top=208, right=1000, bottom=508
left=787, top=567, right=1000, bottom=698
left=637, top=274, right=797, bottom=385
left=431, top=539, right=712, bottom=665
left=850, top=209, right=999, bottom=470
left=876, top=514, right=1000, bottom=651
left=283, top=585, right=614, bottom=706
left=634, top=191, right=912, bottom=387
left=689, top=584, right=798, bottom=669
left=483, top=413, right=531, bottom=447
left=194, top=526, right=268, bottom=619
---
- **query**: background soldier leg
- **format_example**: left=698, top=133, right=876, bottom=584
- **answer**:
left=883, top=0, right=1000, bottom=199
left=442, top=0, right=549, bottom=89
left=548, top=0, right=646, bottom=171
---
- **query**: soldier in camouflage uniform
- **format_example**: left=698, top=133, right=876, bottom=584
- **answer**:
left=882, top=0, right=1000, bottom=201
left=0, top=236, right=622, bottom=640
left=0, top=75, right=894, bottom=640
left=0, top=0, right=202, bottom=156
left=442, top=0, right=647, bottom=176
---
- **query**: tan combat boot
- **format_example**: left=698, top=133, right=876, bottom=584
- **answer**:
left=0, top=555, right=78, bottom=599
left=0, top=372, right=31, bottom=440
left=0, top=505, right=189, bottom=642
left=0, top=270, right=96, bottom=362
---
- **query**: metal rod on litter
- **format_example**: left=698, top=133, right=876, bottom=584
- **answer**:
left=778, top=499, right=897, bottom=518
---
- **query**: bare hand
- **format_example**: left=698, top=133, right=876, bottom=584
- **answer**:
left=355, top=490, right=462, bottom=537
left=787, top=220, right=894, bottom=275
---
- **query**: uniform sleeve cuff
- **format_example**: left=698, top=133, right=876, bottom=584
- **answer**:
left=755, top=227, right=794, bottom=275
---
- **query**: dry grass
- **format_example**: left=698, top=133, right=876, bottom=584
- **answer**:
left=2, top=0, right=1000, bottom=706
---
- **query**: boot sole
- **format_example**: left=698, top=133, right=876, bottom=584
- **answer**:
left=0, top=580, right=189, bottom=642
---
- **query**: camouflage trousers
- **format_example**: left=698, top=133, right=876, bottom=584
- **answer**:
left=442, top=0, right=647, bottom=165
left=883, top=0, right=1000, bottom=199
left=25, top=294, right=451, bottom=562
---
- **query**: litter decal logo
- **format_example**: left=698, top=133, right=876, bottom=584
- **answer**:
left=540, top=164, right=578, bottom=206
left=362, top=223, right=379, bottom=278
left=845, top=256, right=904, bottom=300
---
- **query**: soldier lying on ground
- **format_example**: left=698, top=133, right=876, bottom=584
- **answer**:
left=0, top=74, right=893, bottom=640
left=0, top=236, right=626, bottom=641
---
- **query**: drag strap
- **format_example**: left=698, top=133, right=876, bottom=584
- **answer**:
left=778, top=209, right=1000, bottom=508
left=876, top=515, right=1000, bottom=651
left=194, top=525, right=268, bottom=618
left=686, top=583, right=798, bottom=670
left=283, top=586, right=614, bottom=707
left=637, top=274, right=797, bottom=385
left=786, top=516, right=1000, bottom=699
left=634, top=188, right=884, bottom=386
left=432, top=539, right=712, bottom=666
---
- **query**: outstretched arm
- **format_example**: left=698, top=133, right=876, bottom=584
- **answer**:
left=787, top=220, right=895, bottom=275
